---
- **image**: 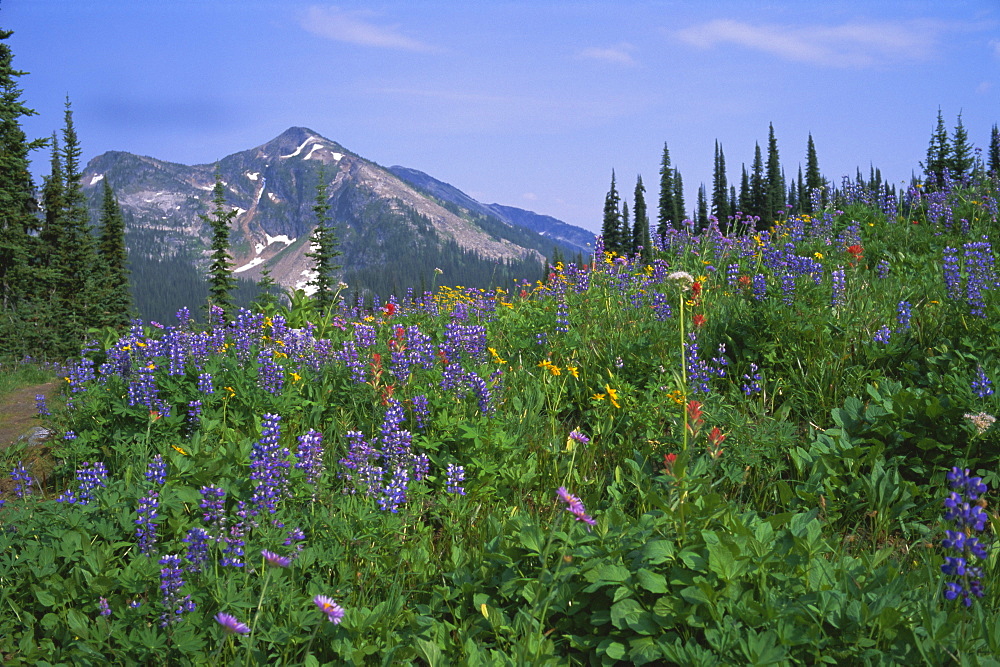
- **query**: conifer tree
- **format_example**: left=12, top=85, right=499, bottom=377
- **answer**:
left=0, top=27, right=47, bottom=357
left=306, top=170, right=342, bottom=312
left=672, top=168, right=685, bottom=227
left=764, top=123, right=784, bottom=226
left=632, top=175, right=650, bottom=261
left=96, top=179, right=132, bottom=328
left=711, top=140, right=730, bottom=231
left=620, top=200, right=630, bottom=255
left=695, top=183, right=708, bottom=231
left=805, top=133, right=824, bottom=212
left=989, top=124, right=1000, bottom=177
left=657, top=143, right=675, bottom=237
left=55, top=99, right=100, bottom=340
left=203, top=174, right=237, bottom=317
left=601, top=170, right=622, bottom=255
left=40, top=134, right=64, bottom=263
left=950, top=112, right=973, bottom=182
left=749, top=143, right=766, bottom=227
left=729, top=185, right=737, bottom=222
left=924, top=108, right=952, bottom=187
left=739, top=165, right=750, bottom=214
left=250, top=267, right=283, bottom=313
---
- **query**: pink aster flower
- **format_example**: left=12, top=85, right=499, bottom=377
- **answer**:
left=556, top=486, right=596, bottom=528
left=314, top=595, right=345, bottom=624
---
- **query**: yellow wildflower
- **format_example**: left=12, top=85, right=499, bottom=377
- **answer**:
left=566, top=366, right=579, bottom=379
left=290, top=372, right=302, bottom=383
left=172, top=444, right=188, bottom=456
left=146, top=363, right=156, bottom=370
left=814, top=252, right=823, bottom=260
left=605, top=385, right=620, bottom=408
left=224, top=386, right=236, bottom=397
left=489, top=348, right=508, bottom=365
left=136, top=340, right=147, bottom=348
left=592, top=392, right=606, bottom=401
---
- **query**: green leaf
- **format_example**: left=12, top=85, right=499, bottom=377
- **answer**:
left=636, top=568, right=668, bottom=593
left=35, top=589, right=56, bottom=608
left=641, top=539, right=675, bottom=565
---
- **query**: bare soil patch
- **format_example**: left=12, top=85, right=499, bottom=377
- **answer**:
left=0, top=380, right=58, bottom=448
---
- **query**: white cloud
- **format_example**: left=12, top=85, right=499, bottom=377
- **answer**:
left=674, top=18, right=949, bottom=68
left=991, top=39, right=1000, bottom=58
left=522, top=192, right=538, bottom=201
left=578, top=43, right=637, bottom=66
left=977, top=81, right=994, bottom=94
left=301, top=6, right=439, bottom=53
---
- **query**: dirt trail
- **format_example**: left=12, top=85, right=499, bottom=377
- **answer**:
left=0, top=381, right=59, bottom=448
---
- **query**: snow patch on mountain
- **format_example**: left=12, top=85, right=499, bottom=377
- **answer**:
left=266, top=234, right=295, bottom=246
left=280, top=137, right=322, bottom=159
left=90, top=173, right=104, bottom=185
left=247, top=172, right=260, bottom=181
left=234, top=257, right=265, bottom=274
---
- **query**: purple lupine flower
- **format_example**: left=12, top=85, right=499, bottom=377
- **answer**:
left=830, top=268, right=846, bottom=308
left=187, top=400, right=203, bottom=426
left=176, top=307, right=192, bottom=328
left=136, top=491, right=160, bottom=555
left=200, top=485, right=227, bottom=537
left=445, top=464, right=466, bottom=495
left=35, top=394, right=50, bottom=416
left=751, top=274, right=767, bottom=301
left=556, top=486, right=596, bottom=528
left=742, top=363, right=762, bottom=395
left=221, top=502, right=248, bottom=567
left=941, top=467, right=991, bottom=607
left=295, top=429, right=325, bottom=490
left=99, top=597, right=111, bottom=617
left=146, top=455, right=168, bottom=486
left=650, top=292, right=672, bottom=321
left=873, top=326, right=892, bottom=344
left=413, top=453, right=430, bottom=481
left=973, top=366, right=994, bottom=399
left=57, top=462, right=109, bottom=505
left=943, top=247, right=962, bottom=300
left=685, top=332, right=711, bottom=394
left=379, top=466, right=409, bottom=513
left=11, top=462, right=32, bottom=499
left=875, top=259, right=890, bottom=279
left=64, top=431, right=76, bottom=440
left=411, top=394, right=429, bottom=429
left=780, top=273, right=795, bottom=307
left=183, top=527, right=211, bottom=572
left=249, top=413, right=291, bottom=515
left=896, top=301, right=912, bottom=331
left=158, top=554, right=196, bottom=626
left=197, top=373, right=215, bottom=395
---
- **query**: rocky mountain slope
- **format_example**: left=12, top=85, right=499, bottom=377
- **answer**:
left=82, top=127, right=593, bottom=304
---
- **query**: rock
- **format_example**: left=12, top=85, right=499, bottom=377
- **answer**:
left=18, top=426, right=54, bottom=446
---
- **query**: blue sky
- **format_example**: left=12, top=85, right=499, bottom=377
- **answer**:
left=4, top=0, right=999, bottom=232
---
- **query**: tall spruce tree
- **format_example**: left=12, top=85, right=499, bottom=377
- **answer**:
left=805, top=133, right=824, bottom=212
left=0, top=27, right=47, bottom=357
left=632, top=175, right=650, bottom=261
left=695, top=183, right=708, bottom=231
left=748, top=143, right=766, bottom=227
left=203, top=174, right=237, bottom=317
left=96, top=179, right=132, bottom=328
left=950, top=112, right=973, bottom=182
left=305, top=170, right=342, bottom=312
left=764, top=123, right=784, bottom=226
left=55, top=99, right=99, bottom=342
left=711, top=140, right=730, bottom=231
left=729, top=185, right=737, bottom=223
left=924, top=108, right=952, bottom=187
left=601, top=170, right=623, bottom=255
left=672, top=168, right=685, bottom=227
left=738, top=165, right=750, bottom=214
left=620, top=200, right=630, bottom=255
left=989, top=124, right=1000, bottom=176
left=657, top=143, right=675, bottom=237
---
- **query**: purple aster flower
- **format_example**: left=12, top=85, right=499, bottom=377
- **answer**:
left=215, top=612, right=250, bottom=634
left=261, top=549, right=291, bottom=568
left=314, top=595, right=345, bottom=624
left=556, top=486, right=596, bottom=529
left=568, top=430, right=590, bottom=445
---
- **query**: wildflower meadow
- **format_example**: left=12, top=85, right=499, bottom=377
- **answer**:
left=3, top=173, right=1000, bottom=664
